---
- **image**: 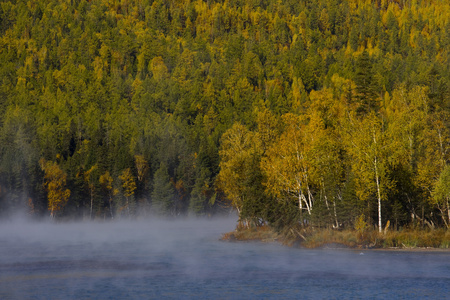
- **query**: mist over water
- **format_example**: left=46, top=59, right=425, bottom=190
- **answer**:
left=1, top=217, right=449, bottom=299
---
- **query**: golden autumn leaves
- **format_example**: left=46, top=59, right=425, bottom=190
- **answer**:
left=218, top=108, right=340, bottom=225
left=40, top=155, right=147, bottom=219
left=39, top=158, right=70, bottom=219
left=218, top=83, right=450, bottom=231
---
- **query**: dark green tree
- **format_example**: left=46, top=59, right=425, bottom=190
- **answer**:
left=151, top=162, right=175, bottom=216
left=354, top=50, right=378, bottom=115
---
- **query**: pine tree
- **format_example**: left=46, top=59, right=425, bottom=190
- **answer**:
left=354, top=50, right=378, bottom=115
left=151, top=162, right=175, bottom=216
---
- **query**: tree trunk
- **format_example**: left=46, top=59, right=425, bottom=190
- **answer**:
left=333, top=196, right=339, bottom=228
left=307, top=186, right=313, bottom=214
left=109, top=196, right=114, bottom=219
left=447, top=197, right=450, bottom=229
left=298, top=192, right=303, bottom=211
left=298, top=192, right=304, bottom=225
left=374, top=157, right=382, bottom=233
left=126, top=197, right=130, bottom=217
left=90, top=189, right=94, bottom=220
left=301, top=192, right=311, bottom=215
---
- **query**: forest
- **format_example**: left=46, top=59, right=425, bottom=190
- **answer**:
left=0, top=0, right=449, bottom=232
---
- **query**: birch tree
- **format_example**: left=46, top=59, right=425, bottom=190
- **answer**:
left=385, top=85, right=428, bottom=169
left=385, top=85, right=429, bottom=224
left=217, top=123, right=263, bottom=224
left=261, top=113, right=325, bottom=217
left=344, top=112, right=393, bottom=232
left=432, top=165, right=450, bottom=228
left=417, top=111, right=450, bottom=227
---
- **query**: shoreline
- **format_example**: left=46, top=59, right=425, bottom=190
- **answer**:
left=315, top=244, right=450, bottom=252
left=221, top=226, right=450, bottom=251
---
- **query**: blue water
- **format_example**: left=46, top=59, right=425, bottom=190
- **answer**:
left=0, top=218, right=449, bottom=299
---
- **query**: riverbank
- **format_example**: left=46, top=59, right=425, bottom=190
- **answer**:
left=221, top=225, right=450, bottom=250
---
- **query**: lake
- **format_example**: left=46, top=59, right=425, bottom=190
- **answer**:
left=0, top=217, right=449, bottom=299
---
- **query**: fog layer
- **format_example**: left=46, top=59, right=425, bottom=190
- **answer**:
left=1, top=217, right=449, bottom=299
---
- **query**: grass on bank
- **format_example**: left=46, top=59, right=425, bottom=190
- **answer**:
left=302, top=227, right=450, bottom=249
left=222, top=225, right=450, bottom=249
left=221, top=224, right=279, bottom=243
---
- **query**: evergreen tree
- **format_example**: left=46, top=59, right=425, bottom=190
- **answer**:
left=354, top=50, right=378, bottom=115
left=151, top=162, right=175, bottom=216
left=189, top=167, right=210, bottom=216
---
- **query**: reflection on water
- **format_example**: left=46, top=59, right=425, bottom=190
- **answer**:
left=0, top=218, right=449, bottom=299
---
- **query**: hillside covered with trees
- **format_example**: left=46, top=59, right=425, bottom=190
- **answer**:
left=0, top=0, right=449, bottom=231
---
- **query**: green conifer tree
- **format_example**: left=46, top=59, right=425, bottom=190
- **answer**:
left=151, top=162, right=175, bottom=216
left=354, top=50, right=378, bottom=115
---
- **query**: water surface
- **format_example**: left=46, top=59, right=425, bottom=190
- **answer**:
left=0, top=218, right=449, bottom=299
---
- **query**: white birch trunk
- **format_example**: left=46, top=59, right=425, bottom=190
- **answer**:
left=333, top=198, right=339, bottom=228
left=298, top=192, right=302, bottom=211
left=301, top=193, right=311, bottom=215
left=447, top=197, right=450, bottom=228
left=374, top=157, right=382, bottom=233
left=307, top=187, right=313, bottom=214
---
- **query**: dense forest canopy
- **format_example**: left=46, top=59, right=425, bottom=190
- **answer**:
left=0, top=0, right=449, bottom=230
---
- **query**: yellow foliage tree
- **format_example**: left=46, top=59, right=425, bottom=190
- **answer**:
left=150, top=56, right=169, bottom=82
left=134, top=154, right=149, bottom=182
left=417, top=112, right=450, bottom=226
left=40, top=158, right=71, bottom=218
left=261, top=112, right=327, bottom=216
left=343, top=112, right=393, bottom=232
left=119, top=168, right=136, bottom=217
left=100, top=171, right=118, bottom=219
left=217, top=123, right=262, bottom=218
